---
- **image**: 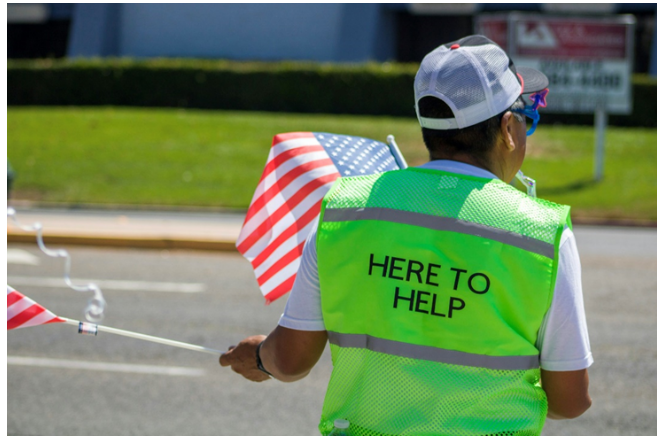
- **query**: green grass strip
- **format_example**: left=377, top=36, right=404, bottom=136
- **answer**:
left=8, top=107, right=656, bottom=221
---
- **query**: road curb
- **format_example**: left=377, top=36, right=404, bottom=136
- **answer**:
left=572, top=218, right=657, bottom=228
left=8, top=218, right=655, bottom=252
left=7, top=232, right=238, bottom=252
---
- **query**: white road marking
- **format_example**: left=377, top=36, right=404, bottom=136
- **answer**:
left=6, top=276, right=205, bottom=293
left=7, top=249, right=40, bottom=265
left=7, top=356, right=206, bottom=377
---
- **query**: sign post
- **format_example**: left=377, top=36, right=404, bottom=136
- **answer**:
left=594, top=105, right=608, bottom=181
left=477, top=14, right=635, bottom=181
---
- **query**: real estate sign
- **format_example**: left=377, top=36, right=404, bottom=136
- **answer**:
left=477, top=14, right=635, bottom=115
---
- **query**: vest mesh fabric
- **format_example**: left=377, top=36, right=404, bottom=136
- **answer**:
left=322, top=168, right=565, bottom=245
left=317, top=168, right=571, bottom=436
left=320, top=348, right=545, bottom=436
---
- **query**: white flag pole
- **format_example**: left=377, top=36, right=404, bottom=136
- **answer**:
left=386, top=135, right=408, bottom=170
left=61, top=318, right=224, bottom=356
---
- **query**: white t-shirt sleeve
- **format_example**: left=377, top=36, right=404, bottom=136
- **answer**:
left=536, top=226, right=594, bottom=371
left=278, top=223, right=326, bottom=331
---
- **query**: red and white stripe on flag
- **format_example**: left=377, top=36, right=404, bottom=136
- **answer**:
left=7, top=286, right=64, bottom=330
left=236, top=132, right=340, bottom=304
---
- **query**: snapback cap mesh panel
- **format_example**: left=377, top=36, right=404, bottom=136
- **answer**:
left=475, top=45, right=523, bottom=115
left=414, top=70, right=433, bottom=101
left=414, top=48, right=443, bottom=99
left=433, top=50, right=486, bottom=112
left=415, top=43, right=522, bottom=129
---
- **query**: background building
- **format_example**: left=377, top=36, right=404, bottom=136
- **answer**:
left=7, top=3, right=657, bottom=75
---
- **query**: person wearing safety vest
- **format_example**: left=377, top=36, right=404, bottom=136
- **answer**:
left=220, top=35, right=593, bottom=436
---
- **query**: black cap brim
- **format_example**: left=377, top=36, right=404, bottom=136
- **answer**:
left=516, top=66, right=549, bottom=94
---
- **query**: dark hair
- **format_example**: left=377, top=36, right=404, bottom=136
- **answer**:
left=418, top=96, right=524, bottom=164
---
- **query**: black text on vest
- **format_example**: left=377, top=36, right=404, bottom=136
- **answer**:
left=393, top=286, right=466, bottom=318
left=369, top=253, right=491, bottom=295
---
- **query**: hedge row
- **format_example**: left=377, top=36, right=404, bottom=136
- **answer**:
left=7, top=58, right=656, bottom=127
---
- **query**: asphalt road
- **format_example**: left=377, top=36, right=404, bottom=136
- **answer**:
left=7, top=225, right=657, bottom=436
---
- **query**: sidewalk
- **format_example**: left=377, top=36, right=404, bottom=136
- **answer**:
left=7, top=206, right=244, bottom=252
left=7, top=204, right=656, bottom=252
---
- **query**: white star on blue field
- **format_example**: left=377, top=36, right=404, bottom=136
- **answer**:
left=315, top=133, right=401, bottom=176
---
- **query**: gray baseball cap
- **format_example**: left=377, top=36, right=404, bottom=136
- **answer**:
left=415, top=35, right=549, bottom=130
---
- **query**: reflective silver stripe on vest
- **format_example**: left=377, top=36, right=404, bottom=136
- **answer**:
left=328, top=331, right=540, bottom=370
left=322, top=207, right=554, bottom=259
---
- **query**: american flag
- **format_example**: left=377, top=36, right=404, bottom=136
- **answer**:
left=7, top=286, right=65, bottom=330
left=237, top=132, right=406, bottom=303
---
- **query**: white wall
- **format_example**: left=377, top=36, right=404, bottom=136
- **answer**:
left=118, top=4, right=344, bottom=61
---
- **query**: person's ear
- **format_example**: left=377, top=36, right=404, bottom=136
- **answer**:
left=500, top=111, right=516, bottom=152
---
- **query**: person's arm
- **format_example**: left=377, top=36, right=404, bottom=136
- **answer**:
left=538, top=227, right=593, bottom=419
left=220, top=225, right=328, bottom=382
left=541, top=368, right=592, bottom=419
left=219, top=325, right=328, bottom=383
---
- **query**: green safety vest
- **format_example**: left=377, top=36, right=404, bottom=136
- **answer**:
left=316, top=167, right=571, bottom=436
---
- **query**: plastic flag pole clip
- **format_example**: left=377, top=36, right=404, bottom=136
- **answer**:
left=8, top=287, right=224, bottom=355
left=7, top=207, right=107, bottom=322
left=515, top=170, right=537, bottom=198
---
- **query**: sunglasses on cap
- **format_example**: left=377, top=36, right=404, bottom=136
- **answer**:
left=512, top=89, right=549, bottom=136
